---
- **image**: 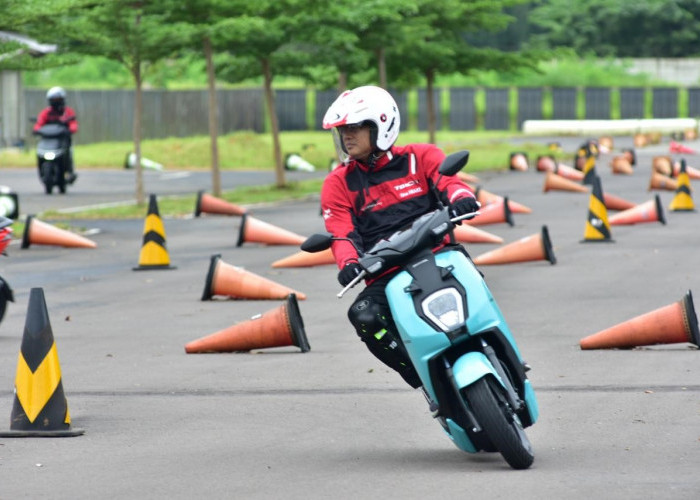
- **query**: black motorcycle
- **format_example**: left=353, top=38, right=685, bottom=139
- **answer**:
left=34, top=122, right=72, bottom=194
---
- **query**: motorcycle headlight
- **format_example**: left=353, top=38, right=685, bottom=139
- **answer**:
left=44, top=152, right=56, bottom=160
left=421, top=288, right=464, bottom=332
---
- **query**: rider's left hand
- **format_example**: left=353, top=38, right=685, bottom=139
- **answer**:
left=450, top=197, right=480, bottom=222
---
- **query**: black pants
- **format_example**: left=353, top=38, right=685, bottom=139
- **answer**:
left=347, top=275, right=422, bottom=388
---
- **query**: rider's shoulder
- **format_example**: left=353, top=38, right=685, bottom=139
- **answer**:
left=393, top=143, right=440, bottom=156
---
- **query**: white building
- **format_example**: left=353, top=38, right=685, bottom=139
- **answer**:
left=0, top=32, right=56, bottom=148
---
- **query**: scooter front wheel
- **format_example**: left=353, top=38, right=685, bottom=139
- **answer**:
left=463, top=377, right=534, bottom=470
left=40, top=162, right=55, bottom=194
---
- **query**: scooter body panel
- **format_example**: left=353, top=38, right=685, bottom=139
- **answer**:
left=386, top=247, right=539, bottom=449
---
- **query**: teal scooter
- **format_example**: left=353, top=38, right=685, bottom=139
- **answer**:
left=302, top=151, right=539, bottom=470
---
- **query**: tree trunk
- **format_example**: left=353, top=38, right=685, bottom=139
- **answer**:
left=133, top=62, right=144, bottom=206
left=426, top=70, right=436, bottom=145
left=204, top=36, right=221, bottom=197
left=377, top=47, right=387, bottom=89
left=131, top=12, right=144, bottom=206
left=262, top=58, right=285, bottom=188
left=337, top=71, right=347, bottom=94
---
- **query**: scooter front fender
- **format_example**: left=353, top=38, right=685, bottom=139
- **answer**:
left=451, top=351, right=501, bottom=389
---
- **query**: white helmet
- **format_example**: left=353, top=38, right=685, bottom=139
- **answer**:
left=323, top=85, right=400, bottom=152
left=46, top=86, right=67, bottom=110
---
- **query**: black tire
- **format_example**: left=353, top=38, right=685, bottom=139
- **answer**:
left=463, top=377, right=534, bottom=470
left=41, top=162, right=54, bottom=194
left=0, top=298, right=6, bottom=324
left=57, top=174, right=66, bottom=194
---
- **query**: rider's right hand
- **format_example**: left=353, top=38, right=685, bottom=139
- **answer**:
left=338, top=262, right=362, bottom=286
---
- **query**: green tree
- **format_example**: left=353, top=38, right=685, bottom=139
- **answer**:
left=216, top=0, right=334, bottom=188
left=388, top=0, right=540, bottom=143
left=0, top=0, right=85, bottom=71
left=51, top=0, right=195, bottom=205
left=350, top=0, right=419, bottom=89
left=169, top=0, right=254, bottom=197
left=530, top=0, right=700, bottom=57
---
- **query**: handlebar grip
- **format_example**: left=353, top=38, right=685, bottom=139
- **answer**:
left=337, top=270, right=367, bottom=298
left=451, top=211, right=479, bottom=224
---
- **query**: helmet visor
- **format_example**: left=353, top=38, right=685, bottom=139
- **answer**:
left=331, top=127, right=349, bottom=165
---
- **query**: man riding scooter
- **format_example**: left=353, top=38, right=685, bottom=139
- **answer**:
left=33, top=86, right=78, bottom=185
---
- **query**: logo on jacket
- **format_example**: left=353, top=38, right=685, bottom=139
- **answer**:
left=323, top=208, right=332, bottom=220
left=394, top=179, right=423, bottom=198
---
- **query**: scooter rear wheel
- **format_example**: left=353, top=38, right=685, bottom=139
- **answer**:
left=463, top=377, right=534, bottom=470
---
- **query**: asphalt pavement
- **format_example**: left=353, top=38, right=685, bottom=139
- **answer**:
left=0, top=136, right=699, bottom=499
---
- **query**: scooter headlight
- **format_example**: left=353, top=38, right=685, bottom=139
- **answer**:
left=44, top=152, right=56, bottom=160
left=421, top=288, right=464, bottom=332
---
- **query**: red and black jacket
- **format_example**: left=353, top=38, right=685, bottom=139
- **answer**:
left=320, top=143, right=475, bottom=270
left=33, top=106, right=78, bottom=134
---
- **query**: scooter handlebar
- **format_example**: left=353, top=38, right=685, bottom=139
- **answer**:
left=337, top=270, right=368, bottom=298
left=450, top=211, right=479, bottom=224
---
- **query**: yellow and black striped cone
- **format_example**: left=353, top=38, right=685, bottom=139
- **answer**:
left=133, top=194, right=176, bottom=270
left=669, top=159, right=695, bottom=212
left=0, top=288, right=84, bottom=437
left=582, top=155, right=597, bottom=186
left=582, top=175, right=613, bottom=243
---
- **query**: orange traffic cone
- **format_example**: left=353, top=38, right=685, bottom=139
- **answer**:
left=453, top=224, right=504, bottom=244
left=194, top=191, right=246, bottom=217
left=272, top=248, right=336, bottom=268
left=602, top=192, right=637, bottom=211
left=633, top=133, right=648, bottom=148
left=580, top=290, right=700, bottom=349
left=536, top=155, right=556, bottom=172
left=669, top=141, right=697, bottom=155
left=509, top=152, right=529, bottom=171
left=598, top=135, right=613, bottom=153
left=582, top=176, right=613, bottom=242
left=672, top=161, right=700, bottom=180
left=652, top=156, right=673, bottom=176
left=185, top=294, right=311, bottom=353
left=472, top=226, right=556, bottom=266
left=457, top=171, right=481, bottom=184
left=0, top=288, right=84, bottom=437
left=554, top=163, right=585, bottom=181
left=669, top=160, right=695, bottom=212
left=465, top=198, right=513, bottom=226
left=201, top=254, right=306, bottom=300
left=609, top=195, right=666, bottom=225
left=20, top=215, right=96, bottom=249
left=610, top=156, right=634, bottom=175
left=475, top=187, right=532, bottom=214
left=236, top=213, right=306, bottom=246
left=543, top=171, right=589, bottom=193
left=648, top=171, right=678, bottom=191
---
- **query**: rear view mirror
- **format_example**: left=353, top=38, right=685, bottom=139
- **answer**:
left=438, top=150, right=470, bottom=177
left=301, top=232, right=334, bottom=253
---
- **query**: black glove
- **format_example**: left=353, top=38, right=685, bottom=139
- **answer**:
left=338, top=262, right=362, bottom=286
left=450, top=197, right=480, bottom=219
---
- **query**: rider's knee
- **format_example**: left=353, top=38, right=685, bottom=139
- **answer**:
left=348, top=296, right=391, bottom=341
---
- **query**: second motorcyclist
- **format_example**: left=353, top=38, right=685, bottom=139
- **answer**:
left=33, top=86, right=79, bottom=184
